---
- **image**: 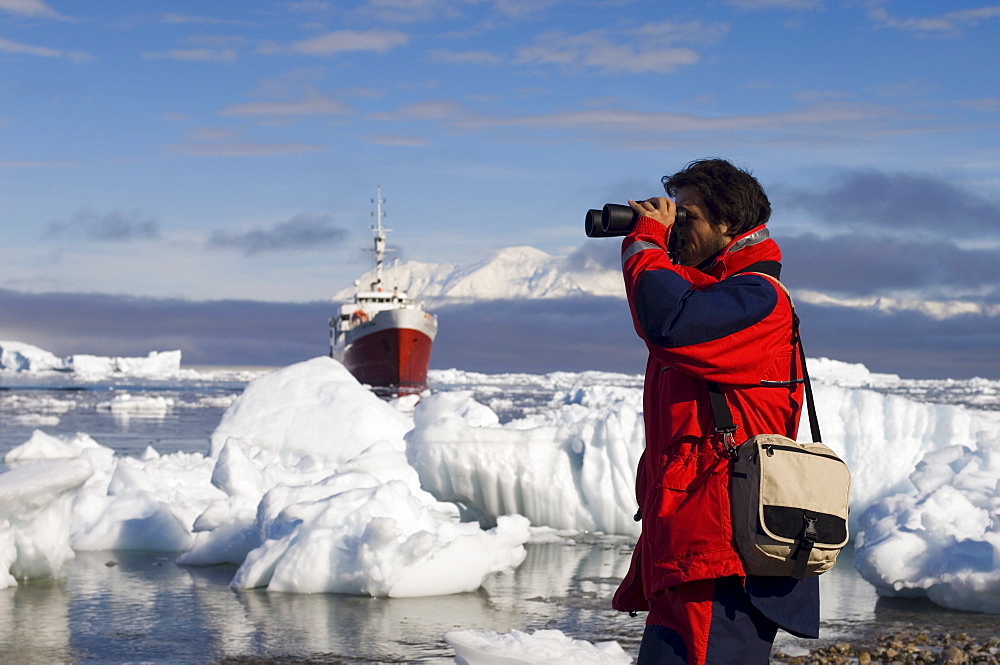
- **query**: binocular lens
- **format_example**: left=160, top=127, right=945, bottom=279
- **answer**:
left=584, top=209, right=604, bottom=237
left=584, top=202, right=686, bottom=238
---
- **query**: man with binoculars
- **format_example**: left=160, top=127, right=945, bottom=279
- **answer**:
left=606, top=159, right=819, bottom=664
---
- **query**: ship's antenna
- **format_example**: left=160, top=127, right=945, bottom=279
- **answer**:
left=371, top=185, right=390, bottom=291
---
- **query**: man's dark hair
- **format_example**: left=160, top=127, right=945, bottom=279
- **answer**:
left=662, top=159, right=770, bottom=237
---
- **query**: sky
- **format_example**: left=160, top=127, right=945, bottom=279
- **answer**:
left=1, top=0, right=999, bottom=378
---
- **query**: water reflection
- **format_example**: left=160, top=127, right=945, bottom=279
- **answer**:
left=2, top=539, right=996, bottom=664
left=0, top=579, right=72, bottom=663
left=0, top=538, right=640, bottom=663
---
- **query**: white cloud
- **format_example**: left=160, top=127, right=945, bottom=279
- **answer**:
left=142, top=48, right=238, bottom=63
left=362, top=0, right=468, bottom=23
left=956, top=98, right=1000, bottom=113
left=0, top=0, right=67, bottom=19
left=491, top=0, right=559, bottom=16
left=0, top=159, right=76, bottom=168
left=171, top=142, right=326, bottom=157
left=286, top=0, right=333, bottom=14
left=364, top=133, right=431, bottom=147
left=452, top=101, right=894, bottom=135
left=184, top=127, right=239, bottom=141
left=220, top=93, right=354, bottom=118
left=726, top=0, right=823, bottom=8
left=259, top=29, right=409, bottom=56
left=156, top=12, right=253, bottom=26
left=368, top=96, right=918, bottom=150
left=870, top=5, right=1000, bottom=35
left=372, top=99, right=467, bottom=121
left=358, top=0, right=552, bottom=23
left=427, top=49, right=502, bottom=65
left=514, top=22, right=728, bottom=74
left=0, top=36, right=91, bottom=62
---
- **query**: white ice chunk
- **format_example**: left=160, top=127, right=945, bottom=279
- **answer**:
left=406, top=388, right=644, bottom=536
left=855, top=434, right=1000, bottom=613
left=71, top=449, right=223, bottom=553
left=0, top=459, right=93, bottom=588
left=4, top=430, right=115, bottom=471
left=209, top=356, right=411, bottom=463
left=0, top=340, right=183, bottom=378
left=182, top=358, right=530, bottom=597
left=0, top=341, right=70, bottom=372
left=71, top=350, right=182, bottom=378
left=96, top=393, right=175, bottom=415
left=229, top=479, right=529, bottom=597
left=444, top=628, right=631, bottom=665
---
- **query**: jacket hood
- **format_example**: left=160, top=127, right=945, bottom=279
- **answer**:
left=702, top=224, right=781, bottom=280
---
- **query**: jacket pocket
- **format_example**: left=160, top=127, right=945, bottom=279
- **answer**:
left=656, top=439, right=727, bottom=491
left=651, top=440, right=731, bottom=566
left=759, top=348, right=795, bottom=384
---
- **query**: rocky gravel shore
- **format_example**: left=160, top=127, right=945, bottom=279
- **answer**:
left=772, top=631, right=1000, bottom=665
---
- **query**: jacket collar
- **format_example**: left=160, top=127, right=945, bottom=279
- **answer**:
left=700, top=225, right=781, bottom=280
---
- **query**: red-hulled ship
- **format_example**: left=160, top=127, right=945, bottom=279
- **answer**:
left=330, top=188, right=438, bottom=396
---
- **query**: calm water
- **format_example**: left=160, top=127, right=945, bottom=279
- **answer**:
left=5, top=541, right=1000, bottom=664
left=1, top=536, right=644, bottom=664
left=2, top=371, right=998, bottom=663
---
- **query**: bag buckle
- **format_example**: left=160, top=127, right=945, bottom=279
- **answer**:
left=717, top=427, right=739, bottom=459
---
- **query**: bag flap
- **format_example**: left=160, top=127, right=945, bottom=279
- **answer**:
left=749, top=435, right=851, bottom=547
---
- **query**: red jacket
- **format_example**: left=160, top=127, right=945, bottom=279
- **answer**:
left=612, top=217, right=805, bottom=613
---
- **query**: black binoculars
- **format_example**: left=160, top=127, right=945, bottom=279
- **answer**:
left=585, top=203, right=686, bottom=237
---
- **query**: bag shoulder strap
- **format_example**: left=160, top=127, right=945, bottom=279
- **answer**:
left=707, top=262, right=822, bottom=449
left=739, top=260, right=781, bottom=280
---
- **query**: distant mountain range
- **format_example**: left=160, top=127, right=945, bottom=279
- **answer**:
left=792, top=290, right=1000, bottom=320
left=333, top=245, right=624, bottom=304
left=333, top=245, right=999, bottom=321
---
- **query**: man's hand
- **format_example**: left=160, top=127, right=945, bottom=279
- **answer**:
left=628, top=197, right=676, bottom=229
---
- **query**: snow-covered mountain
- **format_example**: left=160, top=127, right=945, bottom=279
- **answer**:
left=333, top=245, right=624, bottom=304
left=333, top=244, right=1000, bottom=322
left=793, top=290, right=1000, bottom=320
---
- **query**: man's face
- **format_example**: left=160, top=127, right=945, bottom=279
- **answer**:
left=673, top=186, right=732, bottom=267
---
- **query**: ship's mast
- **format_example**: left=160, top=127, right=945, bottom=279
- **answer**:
left=371, top=185, right=390, bottom=291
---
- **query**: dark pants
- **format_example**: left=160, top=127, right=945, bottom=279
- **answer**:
left=636, top=577, right=778, bottom=665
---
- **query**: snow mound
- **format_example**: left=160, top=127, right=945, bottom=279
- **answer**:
left=0, top=458, right=94, bottom=588
left=209, top=356, right=411, bottom=462
left=185, top=357, right=531, bottom=597
left=854, top=433, right=1000, bottom=613
left=406, top=386, right=644, bottom=535
left=444, top=628, right=631, bottom=665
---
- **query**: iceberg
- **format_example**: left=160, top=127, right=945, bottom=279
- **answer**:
left=854, top=433, right=1000, bottom=613
left=0, top=458, right=93, bottom=588
left=406, top=387, right=644, bottom=535
left=186, top=356, right=531, bottom=597
left=0, top=340, right=182, bottom=378
left=0, top=341, right=70, bottom=373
